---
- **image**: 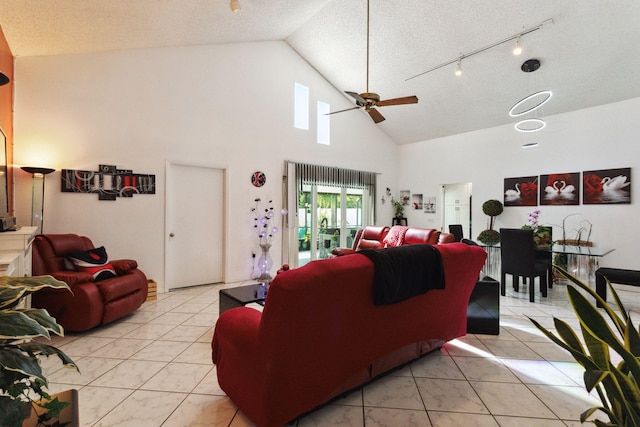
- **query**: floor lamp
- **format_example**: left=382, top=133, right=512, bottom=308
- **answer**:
left=21, top=167, right=55, bottom=234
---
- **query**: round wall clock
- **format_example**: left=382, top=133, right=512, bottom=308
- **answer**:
left=251, top=171, right=266, bottom=187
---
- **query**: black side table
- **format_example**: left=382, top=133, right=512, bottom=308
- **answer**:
left=219, top=283, right=268, bottom=314
left=392, top=217, right=407, bottom=226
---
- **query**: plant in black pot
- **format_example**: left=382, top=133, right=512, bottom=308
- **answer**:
left=392, top=199, right=404, bottom=219
left=477, top=199, right=503, bottom=245
left=0, top=275, right=78, bottom=427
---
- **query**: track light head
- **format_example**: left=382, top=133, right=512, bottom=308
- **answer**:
left=513, top=36, right=523, bottom=56
left=454, top=58, right=463, bottom=76
left=230, top=0, right=240, bottom=12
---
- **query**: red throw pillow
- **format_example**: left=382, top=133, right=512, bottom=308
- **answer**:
left=65, top=246, right=117, bottom=281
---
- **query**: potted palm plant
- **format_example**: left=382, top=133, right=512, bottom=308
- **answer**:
left=529, top=266, right=640, bottom=426
left=0, top=275, right=79, bottom=427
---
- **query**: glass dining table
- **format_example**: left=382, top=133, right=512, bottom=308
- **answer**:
left=479, top=243, right=614, bottom=286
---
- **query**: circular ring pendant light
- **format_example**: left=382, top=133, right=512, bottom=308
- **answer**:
left=515, top=118, right=546, bottom=132
left=509, top=90, right=553, bottom=117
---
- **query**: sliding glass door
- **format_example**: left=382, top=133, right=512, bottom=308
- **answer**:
left=284, top=162, right=376, bottom=268
left=297, top=185, right=365, bottom=266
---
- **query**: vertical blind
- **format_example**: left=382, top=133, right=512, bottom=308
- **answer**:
left=281, top=161, right=378, bottom=267
left=293, top=162, right=377, bottom=189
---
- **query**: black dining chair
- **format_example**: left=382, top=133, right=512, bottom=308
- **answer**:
left=461, top=238, right=478, bottom=246
left=535, top=226, right=553, bottom=288
left=449, top=224, right=464, bottom=242
left=500, top=228, right=549, bottom=302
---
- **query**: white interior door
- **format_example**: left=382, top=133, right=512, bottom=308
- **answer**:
left=166, top=162, right=224, bottom=290
left=442, top=182, right=472, bottom=239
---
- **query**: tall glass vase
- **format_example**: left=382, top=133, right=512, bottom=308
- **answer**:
left=257, top=243, right=273, bottom=283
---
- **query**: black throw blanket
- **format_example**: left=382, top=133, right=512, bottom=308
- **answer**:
left=360, top=244, right=445, bottom=306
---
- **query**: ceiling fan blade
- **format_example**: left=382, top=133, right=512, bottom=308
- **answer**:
left=345, top=91, right=367, bottom=106
left=368, top=108, right=385, bottom=123
left=326, top=106, right=362, bottom=115
left=376, top=95, right=419, bottom=107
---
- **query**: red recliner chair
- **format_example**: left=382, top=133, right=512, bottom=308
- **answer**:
left=31, top=234, right=148, bottom=332
left=331, top=226, right=390, bottom=256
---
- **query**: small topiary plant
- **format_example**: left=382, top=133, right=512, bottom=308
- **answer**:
left=482, top=199, right=504, bottom=218
left=477, top=199, right=504, bottom=245
left=477, top=229, right=501, bottom=245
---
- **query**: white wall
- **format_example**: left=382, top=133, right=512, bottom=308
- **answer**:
left=398, top=97, right=640, bottom=270
left=13, top=41, right=399, bottom=290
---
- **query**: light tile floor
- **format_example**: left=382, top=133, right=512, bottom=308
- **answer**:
left=41, top=280, right=640, bottom=426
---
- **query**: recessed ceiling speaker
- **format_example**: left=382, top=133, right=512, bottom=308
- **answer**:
left=521, top=59, right=541, bottom=73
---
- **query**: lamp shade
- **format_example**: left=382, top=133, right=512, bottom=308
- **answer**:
left=21, top=166, right=55, bottom=175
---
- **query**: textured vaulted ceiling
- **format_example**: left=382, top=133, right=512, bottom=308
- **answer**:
left=0, top=0, right=638, bottom=145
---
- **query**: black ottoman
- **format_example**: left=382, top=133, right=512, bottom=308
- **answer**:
left=467, top=276, right=500, bottom=335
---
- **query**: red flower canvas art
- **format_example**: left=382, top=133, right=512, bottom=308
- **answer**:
left=504, top=176, right=538, bottom=206
left=540, top=172, right=580, bottom=205
left=583, top=167, right=631, bottom=204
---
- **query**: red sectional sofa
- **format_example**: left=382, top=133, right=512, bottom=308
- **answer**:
left=212, top=242, right=487, bottom=427
left=332, top=225, right=454, bottom=256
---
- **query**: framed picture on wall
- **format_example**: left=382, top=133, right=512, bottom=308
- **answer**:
left=411, top=194, right=423, bottom=210
left=583, top=167, right=631, bottom=204
left=423, top=197, right=436, bottom=213
left=504, top=176, right=538, bottom=206
left=539, top=172, right=580, bottom=206
left=399, top=190, right=410, bottom=205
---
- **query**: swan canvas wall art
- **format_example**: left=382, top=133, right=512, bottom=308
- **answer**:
left=583, top=167, right=631, bottom=204
left=539, top=172, right=580, bottom=206
left=504, top=176, right=538, bottom=206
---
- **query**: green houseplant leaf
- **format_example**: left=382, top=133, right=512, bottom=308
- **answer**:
left=530, top=266, right=640, bottom=426
left=0, top=275, right=78, bottom=427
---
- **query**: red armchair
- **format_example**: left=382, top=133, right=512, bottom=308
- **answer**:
left=31, top=234, right=148, bottom=332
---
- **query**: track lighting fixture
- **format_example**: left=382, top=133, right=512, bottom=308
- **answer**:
left=406, top=18, right=553, bottom=81
left=513, top=36, right=523, bottom=56
left=454, top=58, right=463, bottom=76
left=230, top=0, right=240, bottom=13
